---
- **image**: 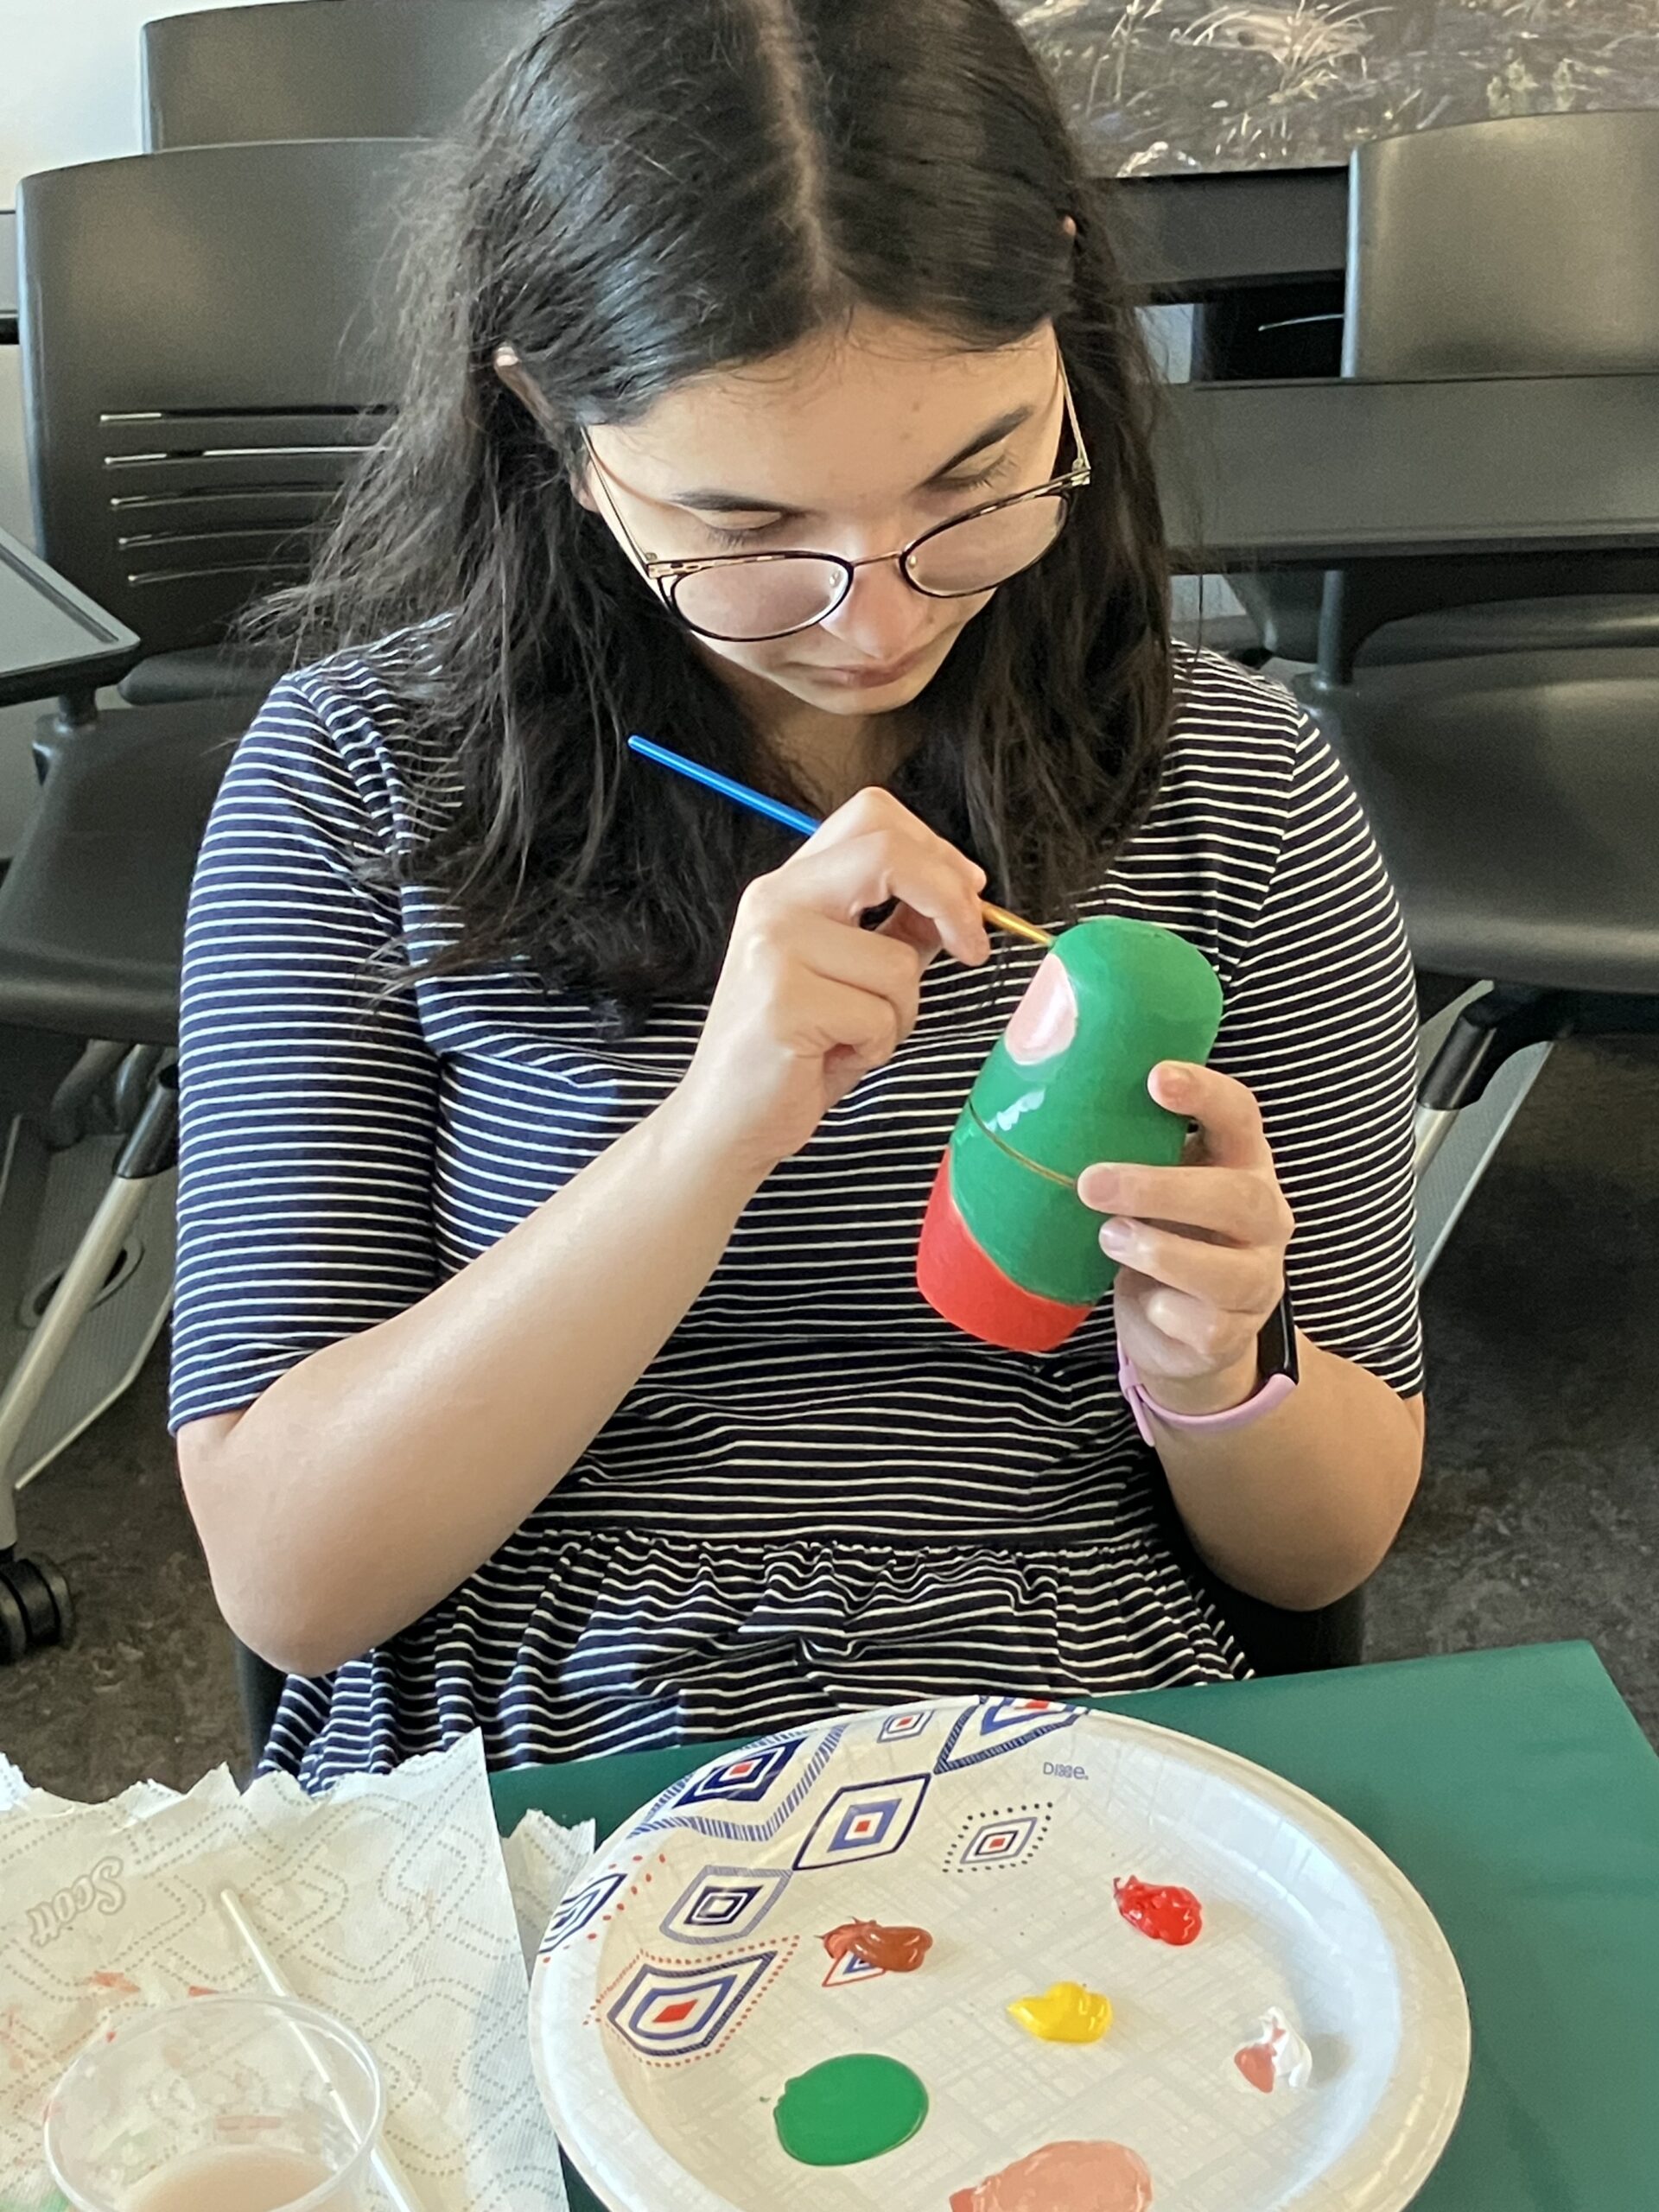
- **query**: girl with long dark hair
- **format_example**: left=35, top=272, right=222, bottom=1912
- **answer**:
left=171, top=0, right=1424, bottom=1783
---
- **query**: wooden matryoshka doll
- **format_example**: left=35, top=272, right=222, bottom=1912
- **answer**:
left=917, top=918, right=1225, bottom=1351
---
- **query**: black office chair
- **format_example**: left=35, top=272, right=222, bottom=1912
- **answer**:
left=0, top=140, right=421, bottom=1657
left=1293, top=114, right=1659, bottom=1192
left=143, top=0, right=537, bottom=154
left=1227, top=111, right=1659, bottom=669
left=22, top=138, right=422, bottom=710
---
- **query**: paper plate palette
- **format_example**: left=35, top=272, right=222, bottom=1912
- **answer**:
left=530, top=1697, right=1469, bottom=2212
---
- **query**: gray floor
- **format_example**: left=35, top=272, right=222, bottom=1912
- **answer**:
left=0, top=1032, right=1655, bottom=1801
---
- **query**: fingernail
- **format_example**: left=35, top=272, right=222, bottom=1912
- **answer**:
left=1077, top=1165, right=1122, bottom=1209
left=1100, top=1217, right=1135, bottom=1253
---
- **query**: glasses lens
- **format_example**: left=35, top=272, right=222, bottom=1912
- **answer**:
left=907, top=493, right=1070, bottom=598
left=670, top=556, right=847, bottom=641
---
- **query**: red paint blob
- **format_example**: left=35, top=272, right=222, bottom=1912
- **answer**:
left=821, top=1919, right=934, bottom=1974
left=1114, top=1875, right=1203, bottom=1946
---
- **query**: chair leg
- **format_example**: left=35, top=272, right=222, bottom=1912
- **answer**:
left=1414, top=984, right=1659, bottom=1277
left=0, top=1067, right=178, bottom=1663
left=233, top=1637, right=288, bottom=1771
left=1414, top=985, right=1575, bottom=1177
left=0, top=1166, right=157, bottom=1490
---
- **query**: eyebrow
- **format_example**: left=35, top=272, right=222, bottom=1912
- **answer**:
left=668, top=404, right=1037, bottom=517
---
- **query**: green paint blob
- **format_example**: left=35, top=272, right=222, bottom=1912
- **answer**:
left=773, top=2052, right=930, bottom=2166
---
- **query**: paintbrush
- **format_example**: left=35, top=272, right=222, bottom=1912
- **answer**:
left=219, top=1888, right=428, bottom=2212
left=626, top=733, right=1054, bottom=949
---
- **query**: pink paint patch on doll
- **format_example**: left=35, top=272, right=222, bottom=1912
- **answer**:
left=949, top=2139, right=1154, bottom=2212
left=1003, top=954, right=1077, bottom=1065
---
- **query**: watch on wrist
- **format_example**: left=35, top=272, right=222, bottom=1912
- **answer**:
left=1118, top=1288, right=1299, bottom=1446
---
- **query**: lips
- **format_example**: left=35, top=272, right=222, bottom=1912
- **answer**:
left=810, top=641, right=934, bottom=683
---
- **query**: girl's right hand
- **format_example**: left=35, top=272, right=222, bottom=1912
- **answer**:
left=667, top=786, right=992, bottom=1181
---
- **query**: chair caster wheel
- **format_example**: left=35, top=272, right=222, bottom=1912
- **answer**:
left=0, top=1554, right=75, bottom=1662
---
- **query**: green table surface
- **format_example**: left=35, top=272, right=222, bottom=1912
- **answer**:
left=494, top=1642, right=1659, bottom=2212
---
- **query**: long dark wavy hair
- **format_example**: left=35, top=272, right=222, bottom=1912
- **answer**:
left=256, top=0, right=1174, bottom=1018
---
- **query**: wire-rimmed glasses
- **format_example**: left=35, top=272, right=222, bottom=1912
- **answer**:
left=580, top=355, right=1092, bottom=644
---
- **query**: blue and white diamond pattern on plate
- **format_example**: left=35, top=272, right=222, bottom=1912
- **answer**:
left=658, top=1865, right=791, bottom=1946
left=604, top=1947, right=784, bottom=2063
left=792, top=1773, right=930, bottom=1871
left=959, top=1812, right=1042, bottom=1867
left=876, top=1706, right=934, bottom=1744
left=635, top=1725, right=845, bottom=1844
left=537, top=1868, right=628, bottom=1959
left=822, top=1945, right=887, bottom=1989
left=934, top=1695, right=1082, bottom=1773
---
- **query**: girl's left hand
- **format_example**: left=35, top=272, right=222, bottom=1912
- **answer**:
left=1077, top=1062, right=1295, bottom=1419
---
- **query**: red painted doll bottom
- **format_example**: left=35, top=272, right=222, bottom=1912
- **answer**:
left=916, top=1157, right=1091, bottom=1354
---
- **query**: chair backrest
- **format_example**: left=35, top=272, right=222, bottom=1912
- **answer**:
left=18, top=139, right=426, bottom=657
left=1344, top=109, right=1659, bottom=379
left=143, top=0, right=539, bottom=150
left=1319, top=110, right=1659, bottom=675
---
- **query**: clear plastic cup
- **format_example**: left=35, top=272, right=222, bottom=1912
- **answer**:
left=44, top=1994, right=385, bottom=2212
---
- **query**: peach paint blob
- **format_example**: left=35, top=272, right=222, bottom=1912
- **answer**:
left=1007, top=1980, right=1113, bottom=2044
left=949, top=2139, right=1154, bottom=2212
left=821, top=1919, right=934, bottom=1973
left=1003, top=955, right=1077, bottom=1065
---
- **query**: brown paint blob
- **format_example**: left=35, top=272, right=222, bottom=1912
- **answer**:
left=821, top=1918, right=934, bottom=1973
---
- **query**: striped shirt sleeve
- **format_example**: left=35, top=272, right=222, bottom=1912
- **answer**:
left=168, top=677, right=443, bottom=1433
left=1209, top=714, right=1425, bottom=1397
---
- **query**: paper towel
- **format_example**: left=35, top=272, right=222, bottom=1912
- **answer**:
left=0, top=1732, right=594, bottom=2212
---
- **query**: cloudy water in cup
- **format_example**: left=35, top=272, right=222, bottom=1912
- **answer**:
left=123, top=2145, right=357, bottom=2212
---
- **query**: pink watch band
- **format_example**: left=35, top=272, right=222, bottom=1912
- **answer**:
left=1117, top=1347, right=1297, bottom=1447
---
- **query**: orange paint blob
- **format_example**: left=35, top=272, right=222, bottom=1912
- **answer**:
left=821, top=1920, right=934, bottom=1973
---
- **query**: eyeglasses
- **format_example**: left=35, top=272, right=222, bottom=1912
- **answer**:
left=578, top=356, right=1092, bottom=644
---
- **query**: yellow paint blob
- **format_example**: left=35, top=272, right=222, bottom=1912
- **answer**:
left=1006, top=1980, right=1114, bottom=2044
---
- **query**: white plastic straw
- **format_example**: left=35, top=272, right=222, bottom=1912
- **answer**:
left=219, top=1886, right=428, bottom=2212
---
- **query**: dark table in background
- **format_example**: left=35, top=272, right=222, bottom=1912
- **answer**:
left=1018, top=0, right=1659, bottom=182
left=499, top=1643, right=1659, bottom=2212
left=1159, top=372, right=1659, bottom=567
left=1031, top=0, right=1659, bottom=302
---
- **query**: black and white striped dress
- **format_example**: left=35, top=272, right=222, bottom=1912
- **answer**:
left=168, top=639, right=1424, bottom=1786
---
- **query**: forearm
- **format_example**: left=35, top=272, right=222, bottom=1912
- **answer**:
left=180, top=1101, right=762, bottom=1675
left=1152, top=1335, right=1425, bottom=1611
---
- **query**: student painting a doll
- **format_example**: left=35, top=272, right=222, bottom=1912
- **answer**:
left=171, top=0, right=1425, bottom=1785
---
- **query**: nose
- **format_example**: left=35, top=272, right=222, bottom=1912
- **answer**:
left=814, top=550, right=935, bottom=664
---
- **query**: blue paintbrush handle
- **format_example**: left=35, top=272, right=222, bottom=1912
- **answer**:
left=626, top=732, right=1054, bottom=947
left=626, top=734, right=821, bottom=840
